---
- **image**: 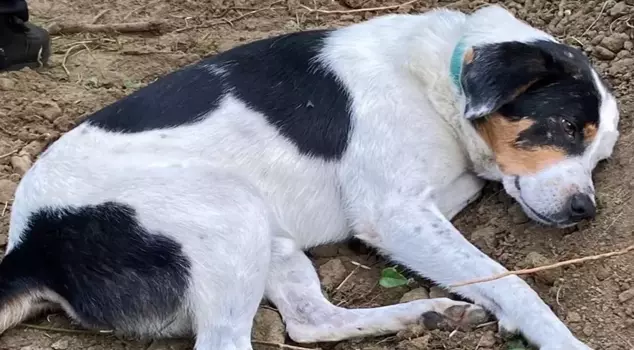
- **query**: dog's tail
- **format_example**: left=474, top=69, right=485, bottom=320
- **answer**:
left=0, top=252, right=54, bottom=335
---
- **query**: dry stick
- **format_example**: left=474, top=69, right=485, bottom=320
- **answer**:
left=580, top=0, right=611, bottom=37
left=20, top=323, right=113, bottom=335
left=451, top=244, right=634, bottom=288
left=91, top=9, right=110, bottom=24
left=173, top=2, right=283, bottom=33
left=123, top=0, right=161, bottom=21
left=252, top=341, right=320, bottom=350
left=0, top=150, right=17, bottom=160
left=300, top=0, right=418, bottom=14
left=61, top=43, right=86, bottom=77
left=47, top=21, right=164, bottom=35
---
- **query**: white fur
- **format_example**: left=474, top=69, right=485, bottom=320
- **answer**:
left=7, top=5, right=617, bottom=350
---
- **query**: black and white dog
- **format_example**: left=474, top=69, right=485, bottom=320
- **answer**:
left=0, top=5, right=619, bottom=350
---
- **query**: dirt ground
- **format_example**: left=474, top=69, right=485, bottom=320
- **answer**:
left=0, top=0, right=633, bottom=349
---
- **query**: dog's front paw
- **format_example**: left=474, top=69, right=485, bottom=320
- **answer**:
left=419, top=299, right=491, bottom=331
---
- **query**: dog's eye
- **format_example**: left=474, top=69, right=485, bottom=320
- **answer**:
left=561, top=119, right=576, bottom=137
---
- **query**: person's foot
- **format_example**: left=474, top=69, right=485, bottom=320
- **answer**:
left=0, top=15, right=51, bottom=72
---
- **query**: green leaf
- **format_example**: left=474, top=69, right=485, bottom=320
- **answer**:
left=506, top=339, right=529, bottom=350
left=379, top=267, right=409, bottom=288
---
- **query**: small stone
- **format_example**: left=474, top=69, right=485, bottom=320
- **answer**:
left=0, top=234, right=7, bottom=247
left=21, top=141, right=45, bottom=158
left=600, top=36, right=627, bottom=53
left=0, top=77, right=16, bottom=90
left=318, top=258, right=347, bottom=290
left=479, top=331, right=497, bottom=347
left=593, top=46, right=616, bottom=60
left=429, top=286, right=450, bottom=299
left=51, top=339, right=70, bottom=350
left=396, top=334, right=431, bottom=350
left=609, top=58, right=634, bottom=75
left=583, top=324, right=594, bottom=336
left=252, top=308, right=285, bottom=344
left=11, top=155, right=32, bottom=176
left=508, top=204, right=529, bottom=224
left=567, top=311, right=582, bottom=323
left=0, top=179, right=18, bottom=202
left=595, top=265, right=612, bottom=281
left=625, top=41, right=634, bottom=50
left=32, top=100, right=62, bottom=121
left=396, top=324, right=426, bottom=340
left=523, top=252, right=560, bottom=285
left=309, top=244, right=339, bottom=258
left=471, top=226, right=498, bottom=250
left=618, top=288, right=634, bottom=303
left=400, top=288, right=430, bottom=303
left=610, top=1, right=629, bottom=16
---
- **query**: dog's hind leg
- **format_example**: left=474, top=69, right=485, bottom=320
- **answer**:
left=265, top=237, right=489, bottom=343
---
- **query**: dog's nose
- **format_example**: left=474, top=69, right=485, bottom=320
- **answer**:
left=568, top=193, right=596, bottom=220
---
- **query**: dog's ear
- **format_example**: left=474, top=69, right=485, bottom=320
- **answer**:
left=460, top=41, right=564, bottom=120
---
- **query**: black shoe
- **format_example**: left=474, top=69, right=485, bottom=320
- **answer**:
left=0, top=15, right=51, bottom=72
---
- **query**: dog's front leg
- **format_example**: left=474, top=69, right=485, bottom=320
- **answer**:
left=355, top=190, right=591, bottom=350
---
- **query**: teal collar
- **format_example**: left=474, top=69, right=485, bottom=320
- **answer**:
left=449, top=39, right=467, bottom=94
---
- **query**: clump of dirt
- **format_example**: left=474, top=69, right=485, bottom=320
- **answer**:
left=0, top=0, right=632, bottom=350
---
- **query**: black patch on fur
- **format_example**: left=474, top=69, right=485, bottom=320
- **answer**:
left=464, top=40, right=600, bottom=155
left=85, top=30, right=353, bottom=160
left=496, top=41, right=600, bottom=155
left=0, top=202, right=190, bottom=331
left=461, top=40, right=600, bottom=123
left=86, top=64, right=225, bottom=132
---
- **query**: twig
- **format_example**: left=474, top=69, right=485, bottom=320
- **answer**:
left=62, top=43, right=86, bottom=78
left=580, top=0, right=611, bottom=37
left=173, top=2, right=282, bottom=33
left=47, top=21, right=164, bottom=35
left=91, top=9, right=110, bottom=24
left=20, top=323, right=113, bottom=335
left=336, top=266, right=359, bottom=291
left=252, top=341, right=320, bottom=349
left=123, top=0, right=161, bottom=21
left=0, top=150, right=17, bottom=160
left=1, top=201, right=8, bottom=216
left=300, top=0, right=418, bottom=14
left=451, top=244, right=634, bottom=287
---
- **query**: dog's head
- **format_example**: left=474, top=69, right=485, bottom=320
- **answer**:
left=454, top=6, right=619, bottom=227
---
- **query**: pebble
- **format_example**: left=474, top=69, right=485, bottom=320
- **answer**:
left=50, top=338, right=70, bottom=350
left=523, top=252, right=560, bottom=285
left=567, top=311, right=582, bottom=323
left=471, top=226, right=498, bottom=251
left=601, top=36, right=627, bottom=53
left=396, top=324, right=426, bottom=340
left=11, top=155, right=32, bottom=176
left=0, top=179, right=17, bottom=202
left=252, top=308, right=286, bottom=344
left=32, top=100, right=62, bottom=121
left=318, top=258, right=348, bottom=290
left=508, top=204, right=529, bottom=224
left=595, top=265, right=612, bottom=281
left=0, top=77, right=16, bottom=90
left=21, top=141, right=45, bottom=159
left=478, top=331, right=497, bottom=347
left=625, top=41, right=634, bottom=51
left=618, top=288, right=634, bottom=303
left=396, top=334, right=431, bottom=350
left=609, top=58, right=634, bottom=75
left=593, top=46, right=616, bottom=60
left=610, top=1, right=629, bottom=16
left=400, top=288, right=430, bottom=303
left=429, top=286, right=450, bottom=299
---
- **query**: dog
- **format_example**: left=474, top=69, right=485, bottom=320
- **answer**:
left=0, top=4, right=619, bottom=350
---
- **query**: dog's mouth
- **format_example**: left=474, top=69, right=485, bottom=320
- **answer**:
left=513, top=177, right=577, bottom=228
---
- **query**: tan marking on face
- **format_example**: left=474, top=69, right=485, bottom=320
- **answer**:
left=464, top=48, right=474, bottom=64
left=477, top=114, right=567, bottom=176
left=584, top=123, right=598, bottom=144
